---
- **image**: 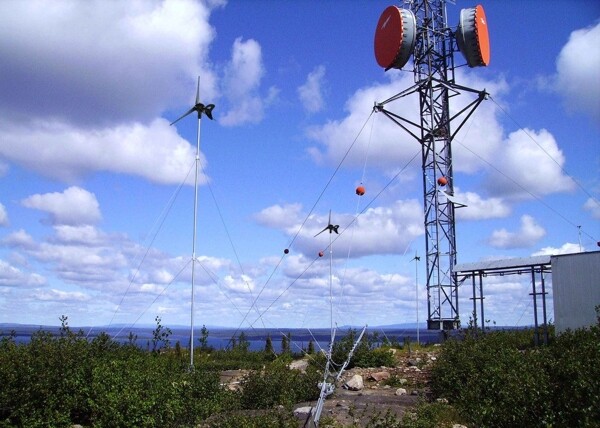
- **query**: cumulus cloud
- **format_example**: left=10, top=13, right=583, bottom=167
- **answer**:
left=0, top=0, right=221, bottom=127
left=488, top=215, right=546, bottom=249
left=532, top=242, right=582, bottom=256
left=0, top=259, right=46, bottom=288
left=0, top=202, right=8, bottom=226
left=257, top=200, right=423, bottom=258
left=21, top=186, right=101, bottom=226
left=34, top=288, right=90, bottom=302
left=307, top=70, right=508, bottom=175
left=219, top=37, right=278, bottom=126
left=223, top=274, right=255, bottom=293
left=2, top=229, right=37, bottom=249
left=0, top=1, right=220, bottom=187
left=555, top=22, right=600, bottom=125
left=0, top=118, right=201, bottom=185
left=486, top=128, right=575, bottom=198
left=583, top=197, right=600, bottom=219
left=298, top=65, right=326, bottom=113
left=454, top=191, right=511, bottom=220
left=254, top=203, right=304, bottom=231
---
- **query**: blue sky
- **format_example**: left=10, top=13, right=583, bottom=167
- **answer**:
left=0, top=0, right=598, bottom=332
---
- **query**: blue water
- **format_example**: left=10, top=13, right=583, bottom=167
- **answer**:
left=0, top=324, right=443, bottom=352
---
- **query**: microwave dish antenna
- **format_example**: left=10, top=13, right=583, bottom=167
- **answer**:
left=456, top=5, right=490, bottom=67
left=374, top=6, right=417, bottom=70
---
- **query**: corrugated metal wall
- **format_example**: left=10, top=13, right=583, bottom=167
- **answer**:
left=552, top=251, right=600, bottom=334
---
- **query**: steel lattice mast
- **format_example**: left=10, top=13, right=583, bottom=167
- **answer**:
left=374, top=1, right=490, bottom=329
left=413, top=0, right=458, bottom=330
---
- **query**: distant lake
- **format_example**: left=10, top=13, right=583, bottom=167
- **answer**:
left=0, top=324, right=444, bottom=352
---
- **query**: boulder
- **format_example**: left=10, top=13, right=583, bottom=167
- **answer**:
left=343, top=374, right=364, bottom=391
left=369, top=371, right=390, bottom=382
left=395, top=388, right=407, bottom=396
left=293, top=406, right=314, bottom=418
left=289, top=359, right=309, bottom=372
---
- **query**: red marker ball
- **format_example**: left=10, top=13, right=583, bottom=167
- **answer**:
left=318, top=251, right=324, bottom=257
left=437, top=177, right=448, bottom=186
left=356, top=185, right=366, bottom=196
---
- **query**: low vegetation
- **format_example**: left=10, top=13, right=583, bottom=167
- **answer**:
left=430, top=320, right=600, bottom=427
left=1, top=315, right=598, bottom=427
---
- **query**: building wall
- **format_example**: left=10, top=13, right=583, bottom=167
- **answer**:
left=552, top=251, right=600, bottom=334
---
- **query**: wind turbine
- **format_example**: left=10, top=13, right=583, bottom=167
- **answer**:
left=314, top=210, right=339, bottom=237
left=170, top=77, right=215, bottom=369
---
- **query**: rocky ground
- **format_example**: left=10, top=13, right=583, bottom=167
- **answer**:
left=293, top=348, right=438, bottom=427
left=219, top=346, right=439, bottom=427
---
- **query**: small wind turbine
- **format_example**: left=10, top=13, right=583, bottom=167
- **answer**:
left=170, top=77, right=215, bottom=369
left=314, top=210, right=339, bottom=237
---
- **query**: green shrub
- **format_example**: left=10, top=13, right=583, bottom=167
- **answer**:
left=239, top=358, right=320, bottom=410
left=431, top=324, right=600, bottom=428
left=328, top=329, right=395, bottom=370
left=0, top=322, right=227, bottom=428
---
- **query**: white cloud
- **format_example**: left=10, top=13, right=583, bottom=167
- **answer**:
left=21, top=186, right=101, bottom=226
left=0, top=118, right=201, bottom=185
left=219, top=37, right=278, bottom=126
left=298, top=65, right=326, bottom=113
left=454, top=191, right=511, bottom=220
left=258, top=200, right=423, bottom=258
left=555, top=22, right=600, bottom=125
left=583, top=197, right=600, bottom=219
left=0, top=0, right=222, bottom=127
left=307, top=72, right=419, bottom=170
left=485, top=128, right=575, bottom=198
left=51, top=224, right=113, bottom=246
left=532, top=242, right=582, bottom=256
left=307, top=71, right=508, bottom=175
left=0, top=259, right=46, bottom=288
left=223, top=274, right=255, bottom=293
left=34, top=288, right=90, bottom=302
left=254, top=203, right=304, bottom=231
left=2, top=229, right=37, bottom=249
left=0, top=202, right=8, bottom=226
left=488, top=215, right=546, bottom=249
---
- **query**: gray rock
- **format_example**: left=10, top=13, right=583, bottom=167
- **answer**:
left=293, top=406, right=314, bottom=418
left=395, top=388, right=408, bottom=396
left=369, top=371, right=390, bottom=382
left=344, top=374, right=364, bottom=391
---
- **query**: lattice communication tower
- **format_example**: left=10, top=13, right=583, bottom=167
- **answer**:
left=373, top=1, right=490, bottom=329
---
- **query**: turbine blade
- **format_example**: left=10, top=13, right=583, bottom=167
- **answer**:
left=195, top=76, right=201, bottom=105
left=169, top=106, right=196, bottom=126
left=314, top=227, right=329, bottom=237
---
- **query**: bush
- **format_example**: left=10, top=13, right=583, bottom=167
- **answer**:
left=239, top=358, right=320, bottom=409
left=0, top=323, right=227, bottom=427
left=327, top=329, right=395, bottom=370
left=430, top=324, right=600, bottom=427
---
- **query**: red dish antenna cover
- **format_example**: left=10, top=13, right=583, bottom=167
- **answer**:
left=374, top=6, right=416, bottom=70
left=456, top=4, right=490, bottom=67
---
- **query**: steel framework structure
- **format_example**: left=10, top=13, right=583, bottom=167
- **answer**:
left=376, top=0, right=487, bottom=329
